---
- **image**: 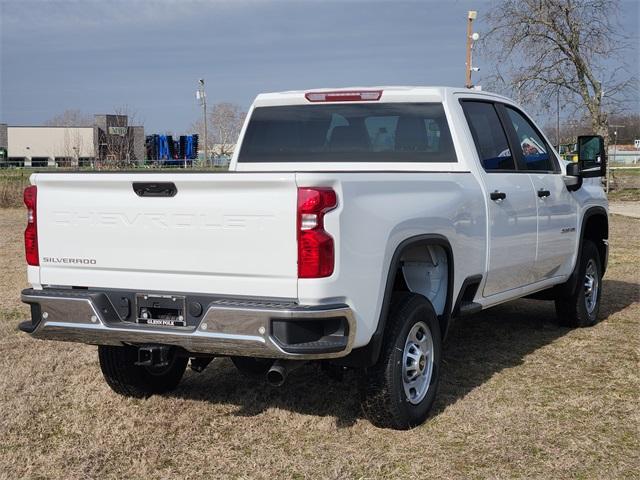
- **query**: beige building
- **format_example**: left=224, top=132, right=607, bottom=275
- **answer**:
left=8, top=126, right=95, bottom=166
left=0, top=114, right=145, bottom=167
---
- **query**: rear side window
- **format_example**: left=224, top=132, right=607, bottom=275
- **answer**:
left=238, top=103, right=457, bottom=163
left=461, top=101, right=515, bottom=171
left=504, top=107, right=554, bottom=171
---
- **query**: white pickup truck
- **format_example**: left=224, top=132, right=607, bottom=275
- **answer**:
left=20, top=87, right=609, bottom=429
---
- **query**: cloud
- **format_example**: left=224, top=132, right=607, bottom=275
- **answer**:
left=1, top=0, right=246, bottom=30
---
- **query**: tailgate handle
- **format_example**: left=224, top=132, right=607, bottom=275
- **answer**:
left=133, top=182, right=177, bottom=197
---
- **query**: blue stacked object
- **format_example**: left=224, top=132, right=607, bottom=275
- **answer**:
left=145, top=134, right=199, bottom=165
left=158, top=135, right=170, bottom=160
left=185, top=135, right=194, bottom=159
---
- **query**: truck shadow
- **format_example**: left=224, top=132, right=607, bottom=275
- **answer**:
left=170, top=278, right=638, bottom=428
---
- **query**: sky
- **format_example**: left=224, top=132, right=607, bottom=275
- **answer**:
left=1, top=0, right=638, bottom=133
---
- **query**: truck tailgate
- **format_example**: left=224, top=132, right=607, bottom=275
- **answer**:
left=34, top=173, right=298, bottom=299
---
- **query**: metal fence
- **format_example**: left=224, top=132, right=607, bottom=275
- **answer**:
left=0, top=156, right=231, bottom=170
left=608, top=151, right=640, bottom=166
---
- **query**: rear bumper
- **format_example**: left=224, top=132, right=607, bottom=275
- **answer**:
left=20, top=288, right=356, bottom=360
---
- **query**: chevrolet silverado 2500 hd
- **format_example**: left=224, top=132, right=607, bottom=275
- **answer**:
left=19, top=87, right=609, bottom=429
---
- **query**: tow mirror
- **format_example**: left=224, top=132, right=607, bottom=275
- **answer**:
left=577, top=135, right=606, bottom=177
left=564, top=162, right=582, bottom=190
left=565, top=162, right=580, bottom=176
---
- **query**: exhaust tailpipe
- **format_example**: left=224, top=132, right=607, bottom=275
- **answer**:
left=266, top=360, right=305, bottom=387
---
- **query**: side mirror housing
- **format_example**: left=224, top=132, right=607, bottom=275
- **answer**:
left=563, top=162, right=582, bottom=191
left=577, top=135, right=606, bottom=177
left=565, top=162, right=580, bottom=177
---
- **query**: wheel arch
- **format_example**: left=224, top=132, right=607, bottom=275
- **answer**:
left=560, top=206, right=608, bottom=296
left=581, top=207, right=608, bottom=275
left=334, top=234, right=454, bottom=368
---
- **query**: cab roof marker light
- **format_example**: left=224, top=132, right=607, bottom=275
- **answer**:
left=304, top=90, right=383, bottom=102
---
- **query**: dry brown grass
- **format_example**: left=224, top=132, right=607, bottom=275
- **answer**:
left=0, top=173, right=29, bottom=208
left=608, top=189, right=640, bottom=202
left=0, top=209, right=638, bottom=479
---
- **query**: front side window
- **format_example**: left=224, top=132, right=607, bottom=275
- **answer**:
left=238, top=103, right=457, bottom=163
left=504, top=107, right=554, bottom=171
left=461, top=101, right=515, bottom=171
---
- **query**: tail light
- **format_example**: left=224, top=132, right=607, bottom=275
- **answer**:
left=24, top=185, right=39, bottom=266
left=304, top=90, right=382, bottom=102
left=297, top=187, right=337, bottom=278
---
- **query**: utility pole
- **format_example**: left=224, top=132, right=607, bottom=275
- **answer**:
left=607, top=124, right=624, bottom=193
left=465, top=11, right=480, bottom=89
left=197, top=79, right=208, bottom=167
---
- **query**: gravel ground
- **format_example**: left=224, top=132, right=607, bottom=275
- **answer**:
left=0, top=208, right=638, bottom=479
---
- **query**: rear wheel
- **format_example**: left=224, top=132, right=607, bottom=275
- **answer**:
left=360, top=292, right=442, bottom=430
left=98, top=345, right=188, bottom=398
left=555, top=240, right=602, bottom=327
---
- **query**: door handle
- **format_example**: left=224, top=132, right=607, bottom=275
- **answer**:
left=132, top=182, right=177, bottom=197
left=537, top=189, right=551, bottom=198
left=490, top=191, right=507, bottom=201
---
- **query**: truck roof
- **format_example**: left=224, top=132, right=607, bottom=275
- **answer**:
left=253, top=86, right=514, bottom=107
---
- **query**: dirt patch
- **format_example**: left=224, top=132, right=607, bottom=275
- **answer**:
left=608, top=188, right=640, bottom=202
left=609, top=202, right=640, bottom=218
left=0, top=210, right=638, bottom=479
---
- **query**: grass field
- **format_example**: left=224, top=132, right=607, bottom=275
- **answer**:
left=0, top=208, right=638, bottom=479
left=0, top=170, right=31, bottom=208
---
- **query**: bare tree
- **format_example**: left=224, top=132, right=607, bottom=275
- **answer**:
left=45, top=109, right=93, bottom=127
left=546, top=112, right=640, bottom=146
left=98, top=106, right=140, bottom=168
left=607, top=113, right=640, bottom=144
left=58, top=128, right=86, bottom=166
left=543, top=116, right=592, bottom=145
left=43, top=110, right=91, bottom=166
left=211, top=103, right=246, bottom=156
left=480, top=0, right=638, bottom=142
left=191, top=102, right=246, bottom=157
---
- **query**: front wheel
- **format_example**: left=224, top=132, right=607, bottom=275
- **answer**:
left=360, top=292, right=442, bottom=430
left=555, top=239, right=603, bottom=327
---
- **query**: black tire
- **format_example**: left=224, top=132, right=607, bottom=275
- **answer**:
left=360, top=292, right=442, bottom=430
left=231, top=356, right=273, bottom=376
left=98, top=345, right=188, bottom=398
left=555, top=239, right=602, bottom=327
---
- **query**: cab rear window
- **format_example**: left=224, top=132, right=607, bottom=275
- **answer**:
left=238, top=103, right=457, bottom=163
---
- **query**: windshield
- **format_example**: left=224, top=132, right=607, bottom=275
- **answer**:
left=238, top=103, right=457, bottom=163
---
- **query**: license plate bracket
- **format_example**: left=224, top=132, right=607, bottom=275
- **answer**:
left=135, top=294, right=187, bottom=327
